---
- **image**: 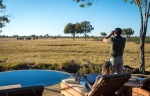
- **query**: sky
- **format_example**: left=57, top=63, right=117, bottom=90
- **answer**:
left=1, top=0, right=150, bottom=36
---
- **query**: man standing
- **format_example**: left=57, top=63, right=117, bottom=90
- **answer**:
left=103, top=28, right=126, bottom=74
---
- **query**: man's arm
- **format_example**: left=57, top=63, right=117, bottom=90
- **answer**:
left=103, top=31, right=114, bottom=43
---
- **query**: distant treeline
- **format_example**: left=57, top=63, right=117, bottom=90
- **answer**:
left=126, top=36, right=150, bottom=44
left=1, top=35, right=150, bottom=43
left=0, top=35, right=99, bottom=38
left=14, top=35, right=39, bottom=40
left=0, top=35, right=101, bottom=39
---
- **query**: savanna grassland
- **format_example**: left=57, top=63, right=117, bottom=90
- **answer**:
left=0, top=38, right=150, bottom=71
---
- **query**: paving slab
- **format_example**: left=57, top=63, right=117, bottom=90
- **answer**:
left=43, top=83, right=62, bottom=96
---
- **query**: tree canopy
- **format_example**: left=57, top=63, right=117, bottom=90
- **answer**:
left=64, top=21, right=94, bottom=41
left=74, top=0, right=93, bottom=7
left=64, top=23, right=76, bottom=40
left=0, top=0, right=10, bottom=32
left=75, top=22, right=83, bottom=34
left=122, top=28, right=134, bottom=37
left=80, top=21, right=94, bottom=41
left=100, top=32, right=107, bottom=37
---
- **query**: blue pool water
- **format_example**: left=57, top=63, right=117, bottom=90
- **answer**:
left=0, top=70, right=71, bottom=87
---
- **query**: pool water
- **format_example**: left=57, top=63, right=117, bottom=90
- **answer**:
left=0, top=70, right=70, bottom=87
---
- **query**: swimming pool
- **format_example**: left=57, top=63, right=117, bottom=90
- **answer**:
left=0, top=70, right=71, bottom=87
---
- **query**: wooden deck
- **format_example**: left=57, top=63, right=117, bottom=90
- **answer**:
left=132, top=88, right=150, bottom=96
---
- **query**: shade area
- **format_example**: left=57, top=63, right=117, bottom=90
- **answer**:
left=0, top=70, right=70, bottom=87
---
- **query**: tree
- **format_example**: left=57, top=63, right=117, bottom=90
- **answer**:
left=64, top=23, right=76, bottom=40
left=124, top=0, right=150, bottom=74
left=80, top=21, right=94, bottom=41
left=75, top=22, right=83, bottom=34
left=74, top=0, right=150, bottom=74
left=45, top=34, right=49, bottom=37
left=100, top=32, right=107, bottom=37
left=122, top=28, right=134, bottom=37
left=0, top=0, right=10, bottom=32
left=74, top=0, right=93, bottom=7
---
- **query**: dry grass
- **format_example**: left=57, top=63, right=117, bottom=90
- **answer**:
left=0, top=38, right=150, bottom=71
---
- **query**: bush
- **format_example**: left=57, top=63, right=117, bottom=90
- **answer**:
left=92, top=37, right=102, bottom=41
left=61, top=60, right=80, bottom=73
left=145, top=37, right=150, bottom=43
left=6, top=63, right=30, bottom=70
left=127, top=37, right=150, bottom=44
left=79, top=64, right=102, bottom=74
left=36, top=63, right=60, bottom=70
left=2, top=62, right=60, bottom=71
left=36, top=63, right=51, bottom=69
left=0, top=65, right=6, bottom=72
left=50, top=63, right=60, bottom=70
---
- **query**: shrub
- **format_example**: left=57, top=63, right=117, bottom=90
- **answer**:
left=6, top=63, right=28, bottom=70
left=145, top=37, right=150, bottom=43
left=92, top=37, right=101, bottom=41
left=49, top=63, right=60, bottom=70
left=36, top=63, right=50, bottom=69
left=36, top=63, right=60, bottom=70
left=79, top=64, right=102, bottom=74
left=0, top=65, right=6, bottom=72
left=61, top=60, right=80, bottom=73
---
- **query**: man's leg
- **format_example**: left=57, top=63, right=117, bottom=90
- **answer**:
left=116, top=57, right=124, bottom=74
left=110, top=57, right=117, bottom=74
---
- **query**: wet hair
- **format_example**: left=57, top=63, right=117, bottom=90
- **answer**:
left=102, top=61, right=112, bottom=75
left=114, top=28, right=122, bottom=36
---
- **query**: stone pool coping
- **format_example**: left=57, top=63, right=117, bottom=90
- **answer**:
left=43, top=83, right=62, bottom=96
